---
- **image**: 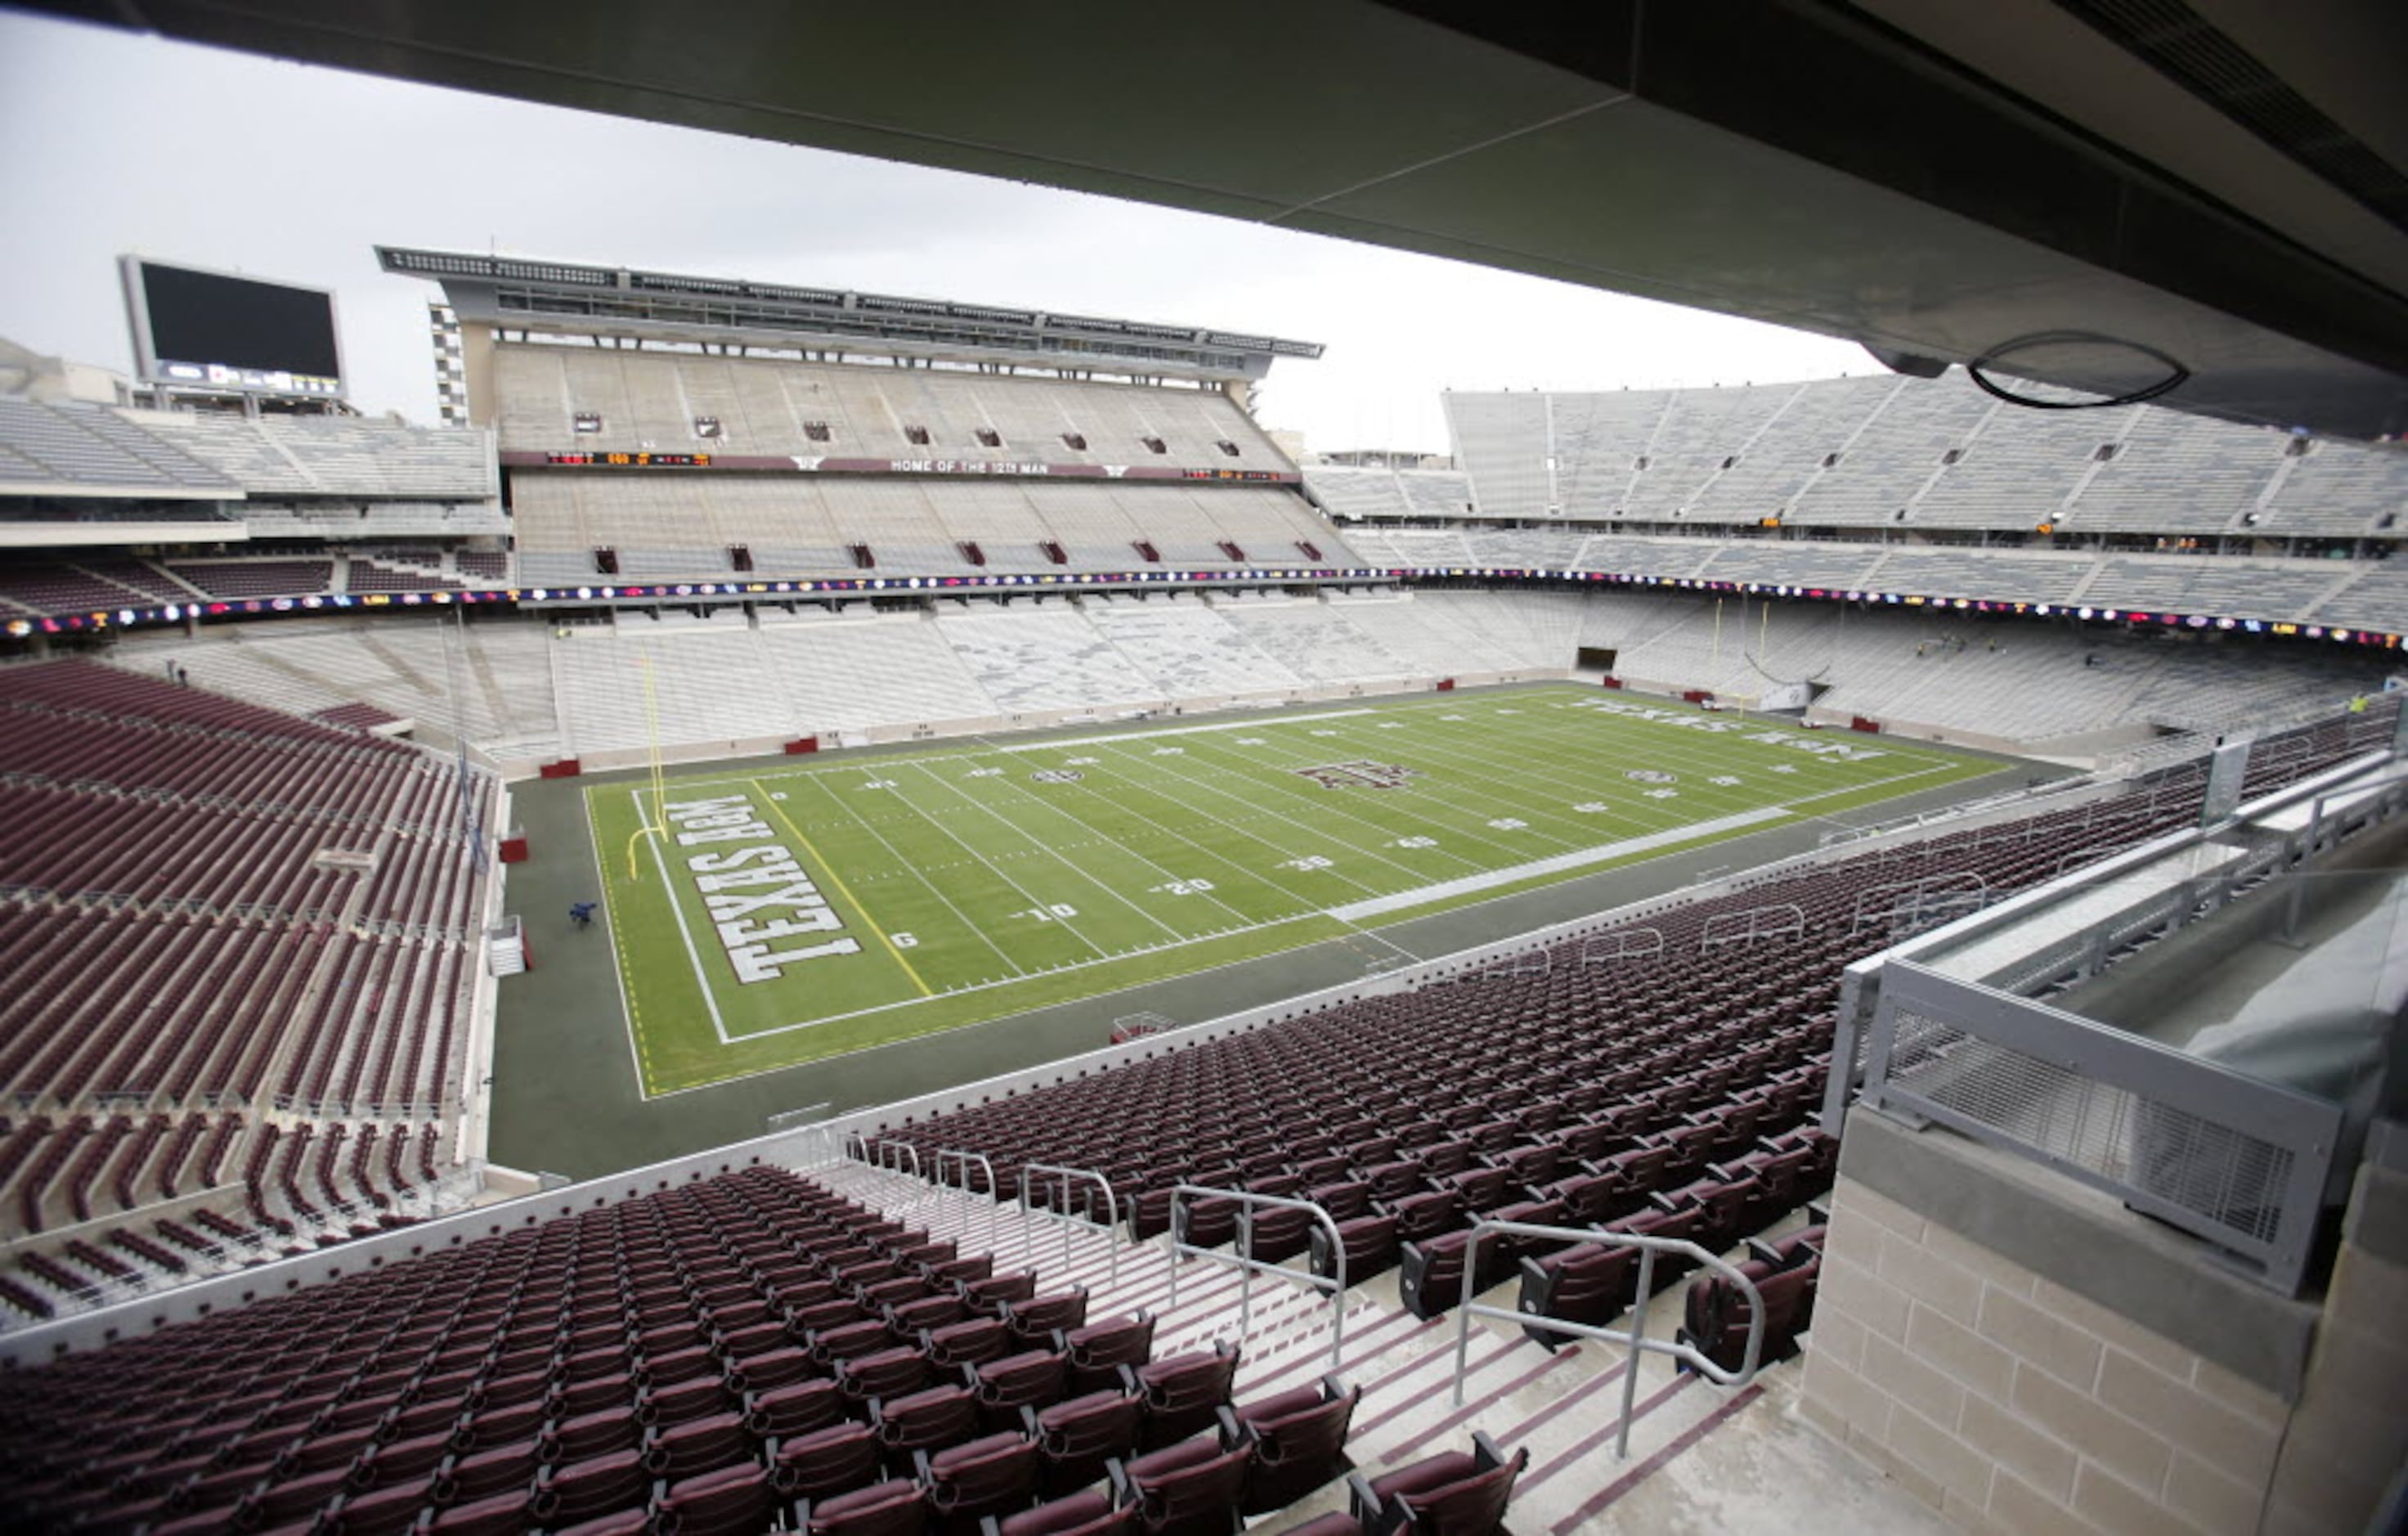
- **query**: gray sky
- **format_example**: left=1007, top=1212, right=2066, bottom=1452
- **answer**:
left=0, top=11, right=1869, bottom=455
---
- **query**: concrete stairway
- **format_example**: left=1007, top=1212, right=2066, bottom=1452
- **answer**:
left=807, top=1159, right=1946, bottom=1535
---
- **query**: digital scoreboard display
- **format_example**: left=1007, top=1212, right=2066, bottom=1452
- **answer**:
left=1180, top=468, right=1283, bottom=483
left=121, top=256, right=343, bottom=397
left=544, top=451, right=714, bottom=467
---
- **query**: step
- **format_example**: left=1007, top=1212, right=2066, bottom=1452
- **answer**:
left=812, top=1162, right=1946, bottom=1534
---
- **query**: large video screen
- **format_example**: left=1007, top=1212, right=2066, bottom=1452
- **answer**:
left=122, top=256, right=343, bottom=397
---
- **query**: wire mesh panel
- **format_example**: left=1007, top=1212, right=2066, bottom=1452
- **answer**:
left=1863, top=963, right=2337, bottom=1293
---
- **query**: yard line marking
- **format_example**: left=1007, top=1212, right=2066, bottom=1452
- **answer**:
left=1276, top=718, right=1611, bottom=855
left=963, top=761, right=1268, bottom=933
left=794, top=772, right=1027, bottom=980
left=989, top=707, right=1378, bottom=752
left=1405, top=701, right=1826, bottom=825
left=752, top=778, right=935, bottom=998
left=1440, top=698, right=1981, bottom=829
left=586, top=787, right=660, bottom=1099
left=1321, top=806, right=1789, bottom=920
left=720, top=914, right=1325, bottom=1040
left=905, top=762, right=1190, bottom=942
left=829, top=766, right=1116, bottom=962
left=1167, top=713, right=1589, bottom=867
left=1096, top=737, right=1445, bottom=884
left=994, top=734, right=1379, bottom=906
left=635, top=786, right=734, bottom=1044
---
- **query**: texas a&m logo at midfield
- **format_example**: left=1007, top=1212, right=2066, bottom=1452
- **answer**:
left=1293, top=761, right=1422, bottom=791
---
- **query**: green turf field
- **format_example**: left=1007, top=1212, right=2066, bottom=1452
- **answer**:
left=589, top=686, right=1999, bottom=1094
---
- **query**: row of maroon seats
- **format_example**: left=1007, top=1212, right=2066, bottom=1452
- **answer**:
left=784, top=1368, right=1359, bottom=1536
left=0, top=1167, right=1304, bottom=1535
left=164, top=558, right=337, bottom=600
left=0, top=660, right=500, bottom=1315
left=0, top=561, right=167, bottom=614
left=1678, top=1222, right=1826, bottom=1373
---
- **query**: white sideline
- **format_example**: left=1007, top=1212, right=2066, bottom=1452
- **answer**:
left=989, top=707, right=1375, bottom=752
left=1321, top=805, right=1791, bottom=921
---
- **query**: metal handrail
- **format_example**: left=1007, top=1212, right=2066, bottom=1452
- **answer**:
left=1018, top=1163, right=1120, bottom=1284
left=1699, top=902, right=1804, bottom=950
left=877, top=1140, right=922, bottom=1181
left=1165, top=1185, right=1346, bottom=1367
left=790, top=1125, right=837, bottom=1170
left=1850, top=871, right=1988, bottom=932
left=1451, top=1219, right=1765, bottom=1460
left=841, top=1131, right=872, bottom=1165
left=935, top=1149, right=1001, bottom=1251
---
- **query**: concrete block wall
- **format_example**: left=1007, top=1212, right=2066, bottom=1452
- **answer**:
left=2261, top=1151, right=2408, bottom=1536
left=1800, top=1175, right=2291, bottom=1535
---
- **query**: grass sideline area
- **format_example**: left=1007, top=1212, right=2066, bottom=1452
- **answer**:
left=589, top=686, right=1997, bottom=1095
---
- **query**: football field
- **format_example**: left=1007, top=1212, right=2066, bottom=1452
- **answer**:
left=588, top=686, right=2000, bottom=1094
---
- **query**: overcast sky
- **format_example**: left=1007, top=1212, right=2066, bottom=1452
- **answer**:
left=0, top=10, right=1870, bottom=455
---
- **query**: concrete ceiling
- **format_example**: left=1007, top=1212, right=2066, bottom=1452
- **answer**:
left=28, top=0, right=2408, bottom=438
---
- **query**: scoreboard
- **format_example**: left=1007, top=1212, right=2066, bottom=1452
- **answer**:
left=543, top=451, right=713, bottom=467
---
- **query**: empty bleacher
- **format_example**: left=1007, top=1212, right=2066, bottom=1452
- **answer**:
left=1696, top=541, right=1885, bottom=591
left=1618, top=383, right=1808, bottom=521
left=2257, top=438, right=2408, bottom=537
left=1216, top=599, right=1419, bottom=685
left=0, top=560, right=191, bottom=616
left=1312, top=593, right=1480, bottom=676
left=164, top=558, right=336, bottom=600
left=116, top=618, right=562, bottom=763
left=1339, top=527, right=1478, bottom=568
left=761, top=609, right=1002, bottom=733
left=1912, top=393, right=2138, bottom=529
left=1332, top=591, right=1564, bottom=677
left=0, top=1154, right=1572, bottom=1536
left=1862, top=546, right=2092, bottom=605
left=509, top=471, right=1354, bottom=584
left=1440, top=393, right=1556, bottom=518
left=1409, top=590, right=1583, bottom=671
left=2078, top=555, right=2351, bottom=621
left=348, top=559, right=464, bottom=593
left=115, top=409, right=494, bottom=501
left=1459, top=527, right=1587, bottom=569
left=0, top=397, right=235, bottom=494
left=1449, top=370, right=2408, bottom=541
left=1087, top=595, right=1303, bottom=698
left=2068, top=410, right=2285, bottom=534
left=494, top=345, right=1289, bottom=472
left=0, top=660, right=500, bottom=1314
left=81, top=579, right=2398, bottom=771
left=554, top=624, right=790, bottom=754
left=2315, top=564, right=2408, bottom=631
left=938, top=604, right=1162, bottom=715
left=1683, top=376, right=1901, bottom=523
left=1303, top=466, right=1469, bottom=523
left=1319, top=530, right=2391, bottom=632
left=1569, top=533, right=1720, bottom=578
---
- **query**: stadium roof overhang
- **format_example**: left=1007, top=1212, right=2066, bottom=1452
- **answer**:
left=375, top=247, right=1320, bottom=383
left=38, top=0, right=2408, bottom=438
